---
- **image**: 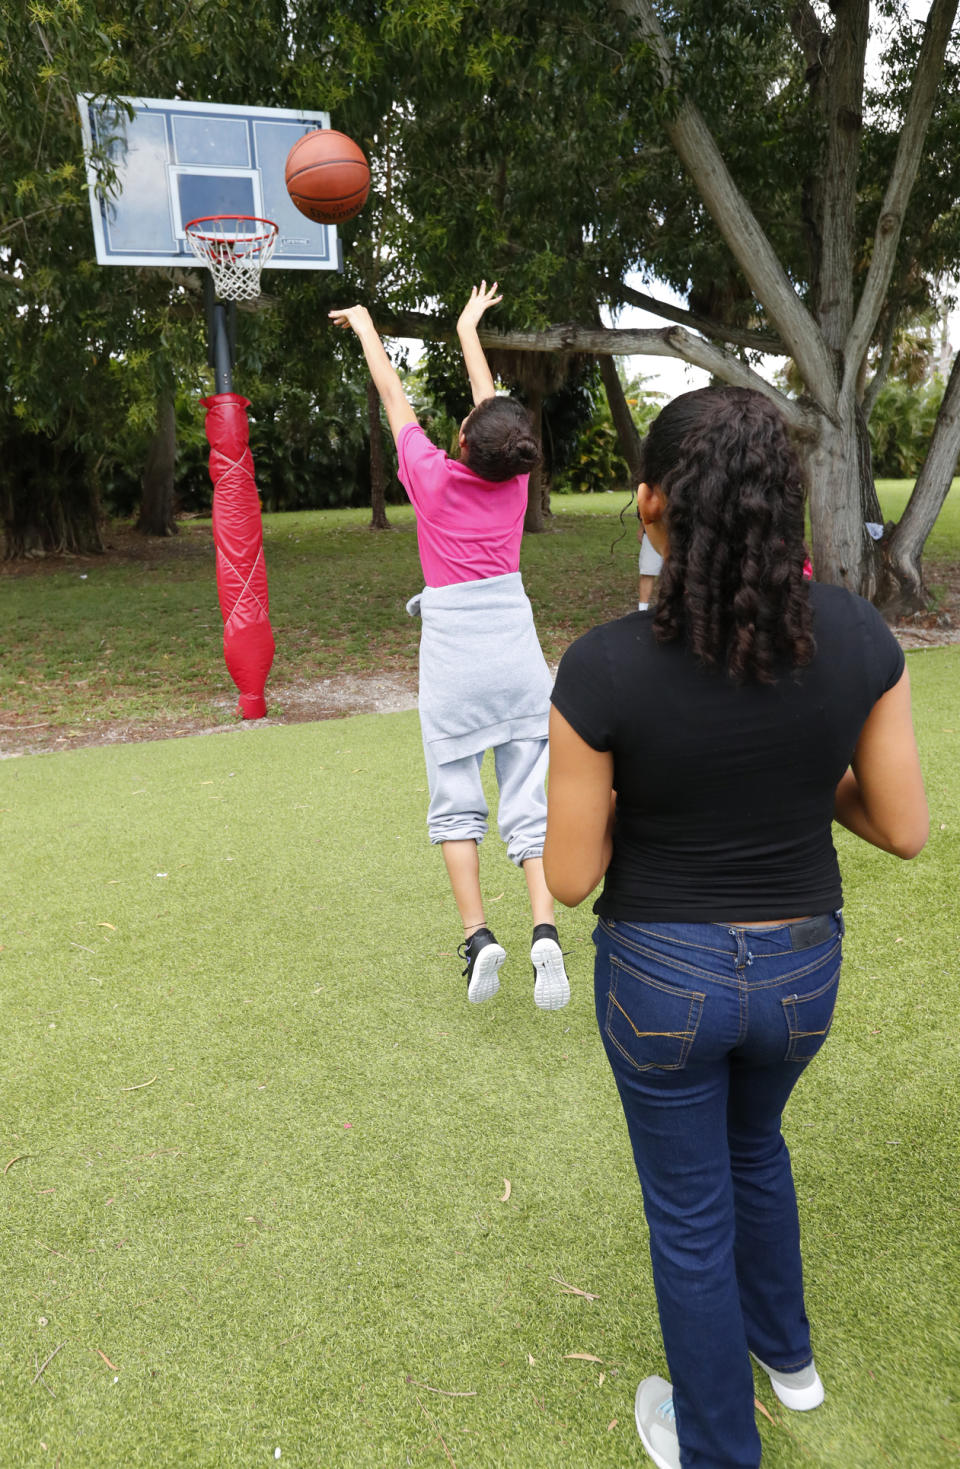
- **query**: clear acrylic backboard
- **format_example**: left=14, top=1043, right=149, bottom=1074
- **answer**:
left=77, top=96, right=342, bottom=271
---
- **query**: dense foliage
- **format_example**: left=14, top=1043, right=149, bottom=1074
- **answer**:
left=2, top=1, right=958, bottom=597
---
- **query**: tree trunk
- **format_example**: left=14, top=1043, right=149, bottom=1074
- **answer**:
left=136, top=390, right=178, bottom=537
left=0, top=428, right=103, bottom=558
left=524, top=386, right=547, bottom=532
left=879, top=347, right=960, bottom=614
left=598, top=352, right=643, bottom=485
left=803, top=402, right=869, bottom=593
left=367, top=378, right=391, bottom=530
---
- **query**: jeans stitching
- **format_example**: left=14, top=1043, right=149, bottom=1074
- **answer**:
left=608, top=935, right=731, bottom=985
left=606, top=960, right=705, bottom=1072
left=601, top=917, right=731, bottom=959
left=781, top=965, right=841, bottom=1061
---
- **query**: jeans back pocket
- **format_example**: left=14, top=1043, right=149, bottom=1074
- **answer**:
left=781, top=966, right=841, bottom=1062
left=605, top=954, right=705, bottom=1072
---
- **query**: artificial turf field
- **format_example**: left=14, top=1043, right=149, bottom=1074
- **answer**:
left=1, top=643, right=958, bottom=1467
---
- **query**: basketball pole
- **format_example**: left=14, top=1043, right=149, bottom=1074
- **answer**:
left=204, top=274, right=236, bottom=395
left=200, top=273, right=275, bottom=721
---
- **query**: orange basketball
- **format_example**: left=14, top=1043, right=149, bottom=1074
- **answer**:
left=284, top=129, right=370, bottom=225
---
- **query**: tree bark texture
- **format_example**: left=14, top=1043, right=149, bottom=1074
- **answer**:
left=598, top=353, right=644, bottom=486
left=798, top=0, right=869, bottom=351
left=367, top=378, right=391, bottom=530
left=136, top=390, right=178, bottom=537
left=524, top=386, right=547, bottom=533
left=882, top=348, right=960, bottom=612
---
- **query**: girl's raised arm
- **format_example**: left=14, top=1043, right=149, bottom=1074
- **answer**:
left=456, top=281, right=501, bottom=407
left=329, top=305, right=417, bottom=443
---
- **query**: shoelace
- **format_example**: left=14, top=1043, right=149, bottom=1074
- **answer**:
left=458, top=937, right=481, bottom=977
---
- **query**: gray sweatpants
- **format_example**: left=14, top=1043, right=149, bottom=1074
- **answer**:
left=422, top=738, right=548, bottom=867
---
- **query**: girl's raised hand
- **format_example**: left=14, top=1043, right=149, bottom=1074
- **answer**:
left=457, top=281, right=502, bottom=330
left=328, top=305, right=374, bottom=335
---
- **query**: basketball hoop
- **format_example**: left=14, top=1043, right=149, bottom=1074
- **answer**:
left=185, top=215, right=278, bottom=300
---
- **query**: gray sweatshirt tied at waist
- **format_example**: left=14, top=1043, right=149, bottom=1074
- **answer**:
left=406, top=572, right=553, bottom=764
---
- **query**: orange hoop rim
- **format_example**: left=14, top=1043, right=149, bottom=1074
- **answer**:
left=184, top=214, right=279, bottom=245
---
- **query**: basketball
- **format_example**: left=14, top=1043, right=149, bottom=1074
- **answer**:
left=284, top=129, right=370, bottom=225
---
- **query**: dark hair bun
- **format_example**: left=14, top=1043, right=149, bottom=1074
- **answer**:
left=462, top=397, right=541, bottom=481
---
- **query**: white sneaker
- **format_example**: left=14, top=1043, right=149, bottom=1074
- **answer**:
left=751, top=1352, right=824, bottom=1410
left=459, top=928, right=506, bottom=1004
left=531, top=926, right=570, bottom=1009
left=635, top=1376, right=681, bottom=1469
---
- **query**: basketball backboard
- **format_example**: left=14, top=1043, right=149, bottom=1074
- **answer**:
left=77, top=96, right=341, bottom=271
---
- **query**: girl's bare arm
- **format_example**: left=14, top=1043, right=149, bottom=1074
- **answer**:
left=328, top=305, right=417, bottom=443
left=456, top=281, right=500, bottom=406
left=833, top=667, right=928, bottom=858
left=543, top=706, right=616, bottom=906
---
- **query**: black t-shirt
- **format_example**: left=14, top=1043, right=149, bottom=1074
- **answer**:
left=550, top=583, right=905, bottom=921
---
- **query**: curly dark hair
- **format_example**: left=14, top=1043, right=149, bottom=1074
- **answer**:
left=461, top=396, right=540, bottom=482
left=643, top=387, right=814, bottom=684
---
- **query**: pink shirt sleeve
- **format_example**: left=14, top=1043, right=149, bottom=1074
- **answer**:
left=396, top=422, right=446, bottom=509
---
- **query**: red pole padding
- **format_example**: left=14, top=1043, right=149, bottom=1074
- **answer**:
left=201, top=393, right=275, bottom=720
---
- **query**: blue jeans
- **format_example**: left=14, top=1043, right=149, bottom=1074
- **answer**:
left=594, top=912, right=844, bottom=1468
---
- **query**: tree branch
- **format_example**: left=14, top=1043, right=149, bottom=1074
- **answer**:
left=788, top=0, right=827, bottom=77
left=861, top=303, right=900, bottom=418
left=842, top=0, right=959, bottom=398
left=603, top=278, right=788, bottom=354
left=613, top=0, right=839, bottom=413
left=376, top=311, right=813, bottom=431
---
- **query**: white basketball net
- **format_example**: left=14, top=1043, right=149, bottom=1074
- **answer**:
left=185, top=216, right=278, bottom=301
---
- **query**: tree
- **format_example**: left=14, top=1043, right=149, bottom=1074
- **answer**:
left=361, top=0, right=958, bottom=604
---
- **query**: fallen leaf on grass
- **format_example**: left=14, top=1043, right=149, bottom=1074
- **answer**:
left=415, top=1396, right=457, bottom=1468
left=564, top=1353, right=603, bottom=1363
left=406, top=1375, right=476, bottom=1397
left=95, top=1348, right=119, bottom=1370
left=120, top=1076, right=157, bottom=1092
left=527, top=1354, right=535, bottom=1365
left=598, top=1372, right=605, bottom=1386
left=32, top=1341, right=66, bottom=1385
left=488, top=892, right=505, bottom=903
left=754, top=1397, right=777, bottom=1424
left=500, top=1179, right=511, bottom=1202
left=4, top=1154, right=30, bottom=1175
left=607, top=1419, right=618, bottom=1431
left=550, top=1274, right=599, bottom=1301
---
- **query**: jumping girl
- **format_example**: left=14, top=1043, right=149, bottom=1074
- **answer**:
left=329, top=284, right=569, bottom=1010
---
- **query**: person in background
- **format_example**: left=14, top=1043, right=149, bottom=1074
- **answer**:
left=638, top=514, right=663, bottom=609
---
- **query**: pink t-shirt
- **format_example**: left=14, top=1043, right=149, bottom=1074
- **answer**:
left=396, top=422, right=529, bottom=587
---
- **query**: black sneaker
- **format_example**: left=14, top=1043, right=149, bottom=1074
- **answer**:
left=531, top=924, right=570, bottom=1009
left=458, top=927, right=506, bottom=1004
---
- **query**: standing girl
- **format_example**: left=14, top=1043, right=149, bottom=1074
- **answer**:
left=544, top=387, right=927, bottom=1468
left=329, top=284, right=569, bottom=1009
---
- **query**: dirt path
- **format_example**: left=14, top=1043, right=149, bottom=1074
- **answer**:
left=2, top=531, right=956, bottom=760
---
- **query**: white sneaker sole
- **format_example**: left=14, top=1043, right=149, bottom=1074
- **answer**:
left=467, top=943, right=505, bottom=1003
left=635, top=1382, right=677, bottom=1469
left=531, top=938, right=570, bottom=1010
left=750, top=1352, right=824, bottom=1411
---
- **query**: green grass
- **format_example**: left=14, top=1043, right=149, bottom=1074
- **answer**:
left=0, top=501, right=641, bottom=742
left=4, top=479, right=954, bottom=745
left=1, top=644, right=958, bottom=1466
